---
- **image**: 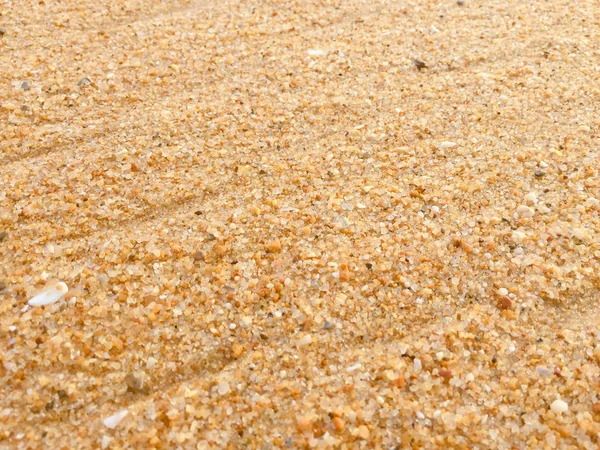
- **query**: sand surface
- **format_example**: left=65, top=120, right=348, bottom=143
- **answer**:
left=1, top=0, right=600, bottom=448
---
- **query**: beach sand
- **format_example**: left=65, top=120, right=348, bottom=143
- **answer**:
left=1, top=0, right=600, bottom=448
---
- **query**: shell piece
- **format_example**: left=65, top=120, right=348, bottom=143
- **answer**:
left=28, top=282, right=69, bottom=306
left=103, top=409, right=128, bottom=429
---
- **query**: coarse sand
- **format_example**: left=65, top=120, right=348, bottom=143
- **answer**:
left=1, top=0, right=600, bottom=448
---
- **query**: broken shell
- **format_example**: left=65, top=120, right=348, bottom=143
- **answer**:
left=28, top=282, right=69, bottom=306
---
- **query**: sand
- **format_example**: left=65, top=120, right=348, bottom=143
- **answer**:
left=1, top=0, right=600, bottom=448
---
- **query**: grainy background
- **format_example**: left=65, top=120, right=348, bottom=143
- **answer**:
left=1, top=0, right=600, bottom=448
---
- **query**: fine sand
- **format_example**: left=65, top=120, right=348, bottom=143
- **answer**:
left=1, top=0, right=600, bottom=448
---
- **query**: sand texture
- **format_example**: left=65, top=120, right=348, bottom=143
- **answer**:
left=1, top=0, right=600, bottom=448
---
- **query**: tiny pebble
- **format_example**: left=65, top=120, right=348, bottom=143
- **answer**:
left=524, top=192, right=537, bottom=204
left=516, top=205, right=534, bottom=218
left=499, top=297, right=512, bottom=310
left=0, top=27, right=6, bottom=36
left=332, top=417, right=345, bottom=431
left=217, top=382, right=230, bottom=395
left=534, top=169, right=546, bottom=177
left=323, top=320, right=332, bottom=329
left=497, top=288, right=509, bottom=296
left=413, top=358, right=422, bottom=372
left=266, top=239, right=282, bottom=253
left=536, top=366, right=553, bottom=377
left=512, top=230, right=526, bottom=243
left=124, top=371, right=145, bottom=392
left=21, top=81, right=31, bottom=91
left=457, top=0, right=464, bottom=5
left=357, top=425, right=370, bottom=440
left=550, top=399, right=568, bottom=414
left=78, top=77, right=91, bottom=86
left=414, top=58, right=427, bottom=70
left=438, top=369, right=452, bottom=379
left=296, top=334, right=312, bottom=347
left=0, top=231, right=6, bottom=242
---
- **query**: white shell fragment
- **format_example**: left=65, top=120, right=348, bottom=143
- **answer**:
left=28, top=282, right=69, bottom=306
left=550, top=399, right=568, bottom=414
left=438, top=141, right=457, bottom=149
left=307, top=49, right=327, bottom=56
left=103, top=409, right=128, bottom=429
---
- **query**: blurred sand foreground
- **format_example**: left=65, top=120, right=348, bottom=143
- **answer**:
left=1, top=0, right=600, bottom=448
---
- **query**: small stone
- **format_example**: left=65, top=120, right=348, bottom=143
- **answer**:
left=296, top=415, right=312, bottom=430
left=38, top=374, right=52, bottom=388
left=438, top=369, right=452, bottom=380
left=534, top=169, right=546, bottom=178
left=124, top=371, right=145, bottom=392
left=0, top=281, right=6, bottom=292
left=357, top=425, right=370, bottom=440
left=21, top=81, right=31, bottom=91
left=536, top=366, right=553, bottom=377
left=414, top=58, right=427, bottom=70
left=0, top=231, right=7, bottom=242
left=217, top=381, right=230, bottom=395
left=0, top=28, right=6, bottom=37
left=323, top=321, right=332, bottom=330
left=516, top=205, right=534, bottom=218
left=512, top=230, right=526, bottom=243
left=232, top=343, right=244, bottom=358
left=78, top=77, right=91, bottom=87
left=332, top=417, right=345, bottom=431
left=524, top=192, right=537, bottom=204
left=592, top=402, right=600, bottom=414
left=550, top=399, right=568, bottom=414
left=499, top=297, right=512, bottom=310
left=266, top=239, right=282, bottom=253
left=457, top=0, right=464, bottom=5
left=394, top=374, right=406, bottom=388
left=193, top=250, right=205, bottom=261
left=296, top=334, right=312, bottom=347
left=213, top=244, right=228, bottom=257
left=497, top=288, right=509, bottom=296
left=339, top=269, right=350, bottom=282
left=413, top=358, right=422, bottom=372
